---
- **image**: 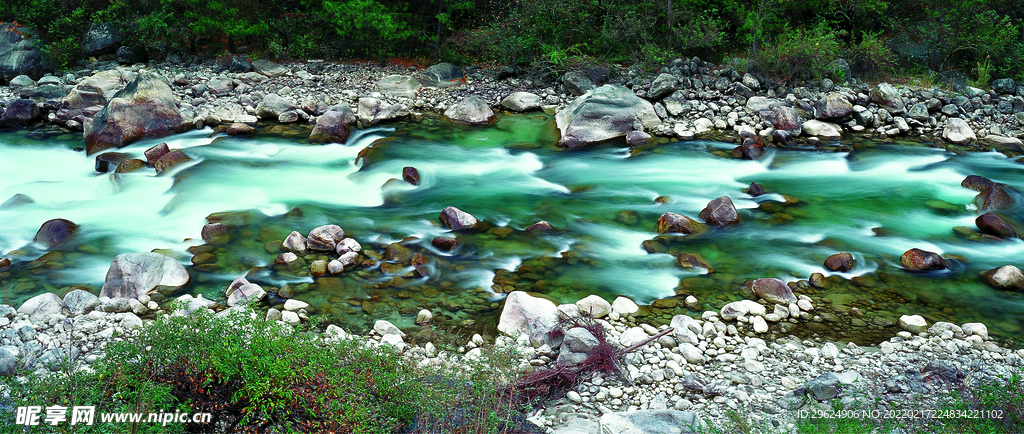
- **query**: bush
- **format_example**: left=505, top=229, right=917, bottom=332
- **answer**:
left=846, top=30, right=896, bottom=80
left=756, top=22, right=842, bottom=82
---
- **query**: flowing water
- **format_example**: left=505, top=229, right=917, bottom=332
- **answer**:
left=1, top=114, right=1023, bottom=344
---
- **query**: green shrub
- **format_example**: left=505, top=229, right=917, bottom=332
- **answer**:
left=846, top=30, right=896, bottom=81
left=756, top=22, right=842, bottom=82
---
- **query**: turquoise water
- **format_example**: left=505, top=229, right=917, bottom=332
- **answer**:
left=1, top=114, right=1023, bottom=342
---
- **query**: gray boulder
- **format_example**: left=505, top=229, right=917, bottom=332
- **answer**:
left=648, top=73, right=678, bottom=100
left=81, top=23, right=122, bottom=56
left=256, top=93, right=298, bottom=120
left=981, top=265, right=1024, bottom=291
left=252, top=59, right=288, bottom=77
left=0, top=23, right=49, bottom=80
left=869, top=83, right=905, bottom=113
left=84, top=71, right=189, bottom=155
left=500, top=92, right=542, bottom=112
left=444, top=96, right=495, bottom=125
left=309, top=109, right=353, bottom=144
left=229, top=56, right=252, bottom=73
left=56, top=69, right=129, bottom=125
left=439, top=206, right=479, bottom=231
left=497, top=291, right=562, bottom=348
left=943, top=118, right=976, bottom=144
left=556, top=327, right=599, bottom=367
left=555, top=84, right=659, bottom=149
left=375, top=74, right=420, bottom=99
left=356, top=97, right=410, bottom=125
left=761, top=106, right=802, bottom=136
left=63, top=289, right=100, bottom=315
left=802, top=120, right=842, bottom=140
left=227, top=283, right=267, bottom=306
left=115, top=46, right=142, bottom=65
left=17, top=293, right=64, bottom=321
left=418, top=63, right=464, bottom=88
left=598, top=410, right=707, bottom=434
left=306, top=225, right=345, bottom=251
left=992, top=78, right=1016, bottom=95
left=907, top=102, right=929, bottom=121
left=562, top=71, right=595, bottom=96
left=817, top=93, right=852, bottom=119
left=752, top=278, right=797, bottom=304
left=7, top=74, right=33, bottom=89
left=100, top=252, right=190, bottom=299
left=29, top=84, right=67, bottom=104
left=0, top=99, right=40, bottom=127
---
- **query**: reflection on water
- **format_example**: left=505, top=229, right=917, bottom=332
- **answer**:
left=1, top=115, right=1023, bottom=344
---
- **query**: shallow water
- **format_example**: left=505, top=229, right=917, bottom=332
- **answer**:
left=1, top=114, right=1023, bottom=343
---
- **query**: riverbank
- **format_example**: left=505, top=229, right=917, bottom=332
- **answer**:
left=3, top=288, right=1023, bottom=433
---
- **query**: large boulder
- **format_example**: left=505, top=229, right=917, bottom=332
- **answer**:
left=56, top=69, right=129, bottom=125
left=251, top=59, right=288, bottom=77
left=656, top=212, right=705, bottom=235
left=255, top=94, right=298, bottom=120
left=356, top=97, right=410, bottom=125
left=975, top=184, right=1016, bottom=213
left=760, top=106, right=802, bottom=136
left=900, top=248, right=946, bottom=271
left=34, top=218, right=78, bottom=248
left=375, top=75, right=421, bottom=98
left=500, top=92, right=542, bottom=112
left=84, top=71, right=189, bottom=155
left=943, top=118, right=976, bottom=144
left=0, top=98, right=41, bottom=127
left=699, top=196, right=739, bottom=227
left=307, top=225, right=345, bottom=251
left=555, top=84, right=659, bottom=149
left=802, top=120, right=842, bottom=140
left=29, top=84, right=67, bottom=105
left=439, top=206, right=479, bottom=231
left=817, top=93, right=853, bottom=119
left=497, top=291, right=562, bottom=348
left=751, top=278, right=797, bottom=305
left=824, top=252, right=855, bottom=272
left=17, top=293, right=65, bottom=322
left=0, top=23, right=49, bottom=80
left=417, top=63, right=464, bottom=88
left=869, top=83, right=905, bottom=113
left=443, top=96, right=495, bottom=125
left=561, top=71, right=595, bottom=96
left=961, top=175, right=995, bottom=192
left=976, top=213, right=1017, bottom=238
left=229, top=55, right=252, bottom=73
left=647, top=73, right=678, bottom=100
left=100, top=252, right=190, bottom=299
left=81, top=23, right=122, bottom=56
left=309, top=109, right=353, bottom=144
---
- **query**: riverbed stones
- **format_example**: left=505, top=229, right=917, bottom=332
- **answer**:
left=801, top=120, right=841, bottom=140
left=84, top=71, right=189, bottom=155
left=818, top=93, right=853, bottom=119
left=100, top=252, right=189, bottom=299
left=1, top=98, right=40, bottom=127
left=981, top=265, right=1024, bottom=291
left=900, top=248, right=946, bottom=271
left=943, top=118, right=976, bottom=144
left=444, top=96, right=495, bottom=124
left=975, top=213, right=1017, bottom=238
left=431, top=236, right=457, bottom=251
left=306, top=225, right=345, bottom=251
left=356, top=97, right=410, bottom=125
left=576, top=295, right=611, bottom=318
left=375, top=74, right=420, bottom=99
left=227, top=283, right=266, bottom=306
left=17, top=293, right=64, bottom=322
left=33, top=218, right=78, bottom=249
left=557, top=327, right=599, bottom=367
left=870, top=83, right=905, bottom=113
left=554, top=84, right=659, bottom=149
left=699, top=196, right=739, bottom=227
left=656, top=212, right=705, bottom=234
left=611, top=296, right=639, bottom=316
left=751, top=278, right=797, bottom=305
left=252, top=59, right=288, bottom=78
left=256, top=94, right=298, bottom=120
left=498, top=291, right=561, bottom=348
left=500, top=92, right=542, bottom=112
left=824, top=252, right=855, bottom=272
left=282, top=231, right=307, bottom=253
left=761, top=106, right=802, bottom=136
left=439, top=206, right=479, bottom=231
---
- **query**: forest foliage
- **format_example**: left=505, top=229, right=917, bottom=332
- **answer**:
left=2, top=0, right=1023, bottom=81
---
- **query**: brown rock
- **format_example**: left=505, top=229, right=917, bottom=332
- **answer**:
left=308, top=110, right=351, bottom=143
left=0, top=257, right=10, bottom=269
left=746, top=182, right=765, bottom=196
left=656, top=212, right=705, bottom=234
left=526, top=221, right=556, bottom=232
left=201, top=223, right=230, bottom=245
left=402, top=166, right=420, bottom=185
left=975, top=185, right=1015, bottom=213
left=961, top=175, right=995, bottom=192
left=699, top=196, right=739, bottom=227
left=824, top=252, right=855, bottom=272
left=307, top=225, right=345, bottom=251
left=227, top=123, right=256, bottom=136
left=411, top=253, right=430, bottom=267
left=310, top=260, right=329, bottom=277
left=154, top=150, right=190, bottom=174
left=385, top=243, right=413, bottom=262
left=751, top=278, right=797, bottom=304
left=900, top=248, right=947, bottom=271
left=432, top=236, right=457, bottom=251
left=439, top=206, right=479, bottom=231
left=34, top=219, right=79, bottom=248
left=976, top=213, right=1018, bottom=238
left=676, top=253, right=712, bottom=271
left=144, top=142, right=169, bottom=165
left=114, top=158, right=146, bottom=173
left=95, top=152, right=130, bottom=172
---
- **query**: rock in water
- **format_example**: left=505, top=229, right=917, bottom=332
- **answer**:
left=306, top=225, right=345, bottom=251
left=308, top=110, right=352, bottom=143
left=976, top=214, right=1018, bottom=238
left=431, top=236, right=457, bottom=251
left=746, top=182, right=765, bottom=196
left=443, top=96, right=495, bottom=124
left=526, top=221, right=555, bottom=232
left=34, top=218, right=78, bottom=248
left=699, top=196, right=739, bottom=227
left=439, top=206, right=479, bottom=231
left=656, top=212, right=705, bottom=234
left=154, top=150, right=190, bottom=174
left=824, top=252, right=855, bottom=272
left=961, top=175, right=995, bottom=192
left=752, top=278, right=797, bottom=304
left=981, top=265, right=1024, bottom=291
left=84, top=71, right=190, bottom=155
left=100, top=252, right=190, bottom=299
left=402, top=166, right=420, bottom=185
left=900, top=248, right=947, bottom=271
left=555, top=84, right=659, bottom=149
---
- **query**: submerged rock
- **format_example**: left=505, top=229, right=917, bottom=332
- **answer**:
left=526, top=220, right=556, bottom=232
left=33, top=218, right=78, bottom=248
left=900, top=248, right=947, bottom=271
left=657, top=212, right=705, bottom=235
left=981, top=265, right=1024, bottom=291
left=751, top=278, right=797, bottom=305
